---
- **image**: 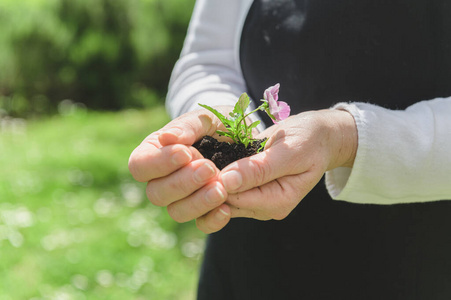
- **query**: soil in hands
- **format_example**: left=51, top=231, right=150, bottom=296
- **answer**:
left=193, top=135, right=267, bottom=170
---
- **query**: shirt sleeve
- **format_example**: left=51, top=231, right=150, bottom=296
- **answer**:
left=325, top=97, right=451, bottom=204
left=165, top=0, right=261, bottom=126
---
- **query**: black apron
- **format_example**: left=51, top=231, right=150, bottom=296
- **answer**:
left=198, top=1, right=451, bottom=299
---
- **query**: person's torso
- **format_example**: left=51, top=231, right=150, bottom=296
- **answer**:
left=198, top=2, right=451, bottom=299
left=199, top=0, right=451, bottom=300
left=240, top=0, right=451, bottom=125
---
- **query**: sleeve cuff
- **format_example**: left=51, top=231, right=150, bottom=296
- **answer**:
left=325, top=99, right=451, bottom=204
left=325, top=102, right=369, bottom=203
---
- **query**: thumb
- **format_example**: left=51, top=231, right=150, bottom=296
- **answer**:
left=159, top=106, right=234, bottom=146
left=158, top=112, right=216, bottom=146
left=219, top=145, right=295, bottom=193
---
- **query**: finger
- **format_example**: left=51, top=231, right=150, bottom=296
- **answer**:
left=146, top=159, right=219, bottom=206
left=226, top=172, right=320, bottom=221
left=166, top=181, right=227, bottom=223
left=219, top=145, right=297, bottom=194
left=158, top=108, right=231, bottom=147
left=129, top=141, right=196, bottom=182
left=195, top=204, right=231, bottom=234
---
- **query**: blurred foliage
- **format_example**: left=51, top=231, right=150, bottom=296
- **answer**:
left=0, top=105, right=205, bottom=299
left=0, top=0, right=195, bottom=117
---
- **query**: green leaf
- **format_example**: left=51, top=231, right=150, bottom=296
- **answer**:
left=232, top=116, right=242, bottom=129
left=258, top=139, right=267, bottom=152
left=229, top=111, right=239, bottom=121
left=198, top=103, right=233, bottom=127
left=245, top=121, right=260, bottom=140
left=248, top=120, right=260, bottom=130
left=240, top=136, right=249, bottom=148
left=215, top=130, right=229, bottom=136
left=234, top=93, right=250, bottom=116
left=216, top=130, right=237, bottom=143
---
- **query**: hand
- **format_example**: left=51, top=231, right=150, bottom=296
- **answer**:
left=128, top=106, right=236, bottom=233
left=210, top=109, right=357, bottom=223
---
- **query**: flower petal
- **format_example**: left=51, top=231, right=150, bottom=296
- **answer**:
left=269, top=83, right=280, bottom=101
left=268, top=93, right=278, bottom=112
left=263, top=83, right=289, bottom=123
left=275, top=101, right=290, bottom=121
left=263, top=83, right=280, bottom=102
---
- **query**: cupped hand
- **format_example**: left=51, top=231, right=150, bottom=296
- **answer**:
left=128, top=106, right=236, bottom=233
left=194, top=109, right=358, bottom=228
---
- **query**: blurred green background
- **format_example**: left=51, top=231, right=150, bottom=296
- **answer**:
left=0, top=0, right=206, bottom=299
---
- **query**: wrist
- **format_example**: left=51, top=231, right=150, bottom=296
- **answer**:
left=326, top=109, right=358, bottom=170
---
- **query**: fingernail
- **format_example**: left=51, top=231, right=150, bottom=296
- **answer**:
left=171, top=149, right=191, bottom=166
left=221, top=170, right=242, bottom=191
left=205, top=186, right=225, bottom=204
left=193, top=163, right=216, bottom=184
left=216, top=208, right=230, bottom=220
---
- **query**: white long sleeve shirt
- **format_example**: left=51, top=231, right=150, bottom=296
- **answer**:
left=167, top=0, right=451, bottom=205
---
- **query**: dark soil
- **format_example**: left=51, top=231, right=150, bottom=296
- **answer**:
left=193, top=135, right=266, bottom=170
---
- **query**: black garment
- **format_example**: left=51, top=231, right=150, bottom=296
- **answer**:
left=198, top=1, right=451, bottom=299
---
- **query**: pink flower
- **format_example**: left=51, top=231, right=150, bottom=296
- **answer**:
left=263, top=83, right=290, bottom=123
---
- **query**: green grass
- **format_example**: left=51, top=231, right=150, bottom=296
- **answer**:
left=0, top=105, right=205, bottom=299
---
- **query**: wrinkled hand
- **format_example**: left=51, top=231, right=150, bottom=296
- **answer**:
left=128, top=106, right=236, bottom=233
left=217, top=109, right=358, bottom=222
left=129, top=108, right=357, bottom=234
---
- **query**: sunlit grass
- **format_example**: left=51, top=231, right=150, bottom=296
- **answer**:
left=0, top=105, right=204, bottom=299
